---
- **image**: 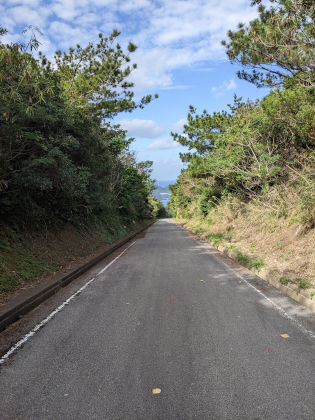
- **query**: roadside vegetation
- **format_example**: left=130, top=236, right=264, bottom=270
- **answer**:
left=169, top=0, right=315, bottom=296
left=0, top=27, right=160, bottom=295
left=150, top=196, right=168, bottom=218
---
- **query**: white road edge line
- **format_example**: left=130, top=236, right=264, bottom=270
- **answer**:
left=210, top=249, right=315, bottom=339
left=175, top=223, right=314, bottom=339
left=0, top=240, right=137, bottom=365
left=97, top=241, right=137, bottom=275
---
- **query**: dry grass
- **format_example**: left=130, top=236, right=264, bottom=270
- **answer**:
left=178, top=194, right=315, bottom=297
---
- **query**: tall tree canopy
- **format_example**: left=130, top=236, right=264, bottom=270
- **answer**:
left=169, top=0, right=314, bottom=225
left=0, top=28, right=157, bottom=229
left=222, top=0, right=315, bottom=88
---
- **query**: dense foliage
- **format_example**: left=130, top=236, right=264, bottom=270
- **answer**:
left=223, top=0, right=314, bottom=88
left=0, top=27, right=157, bottom=231
left=149, top=196, right=168, bottom=218
left=169, top=0, right=314, bottom=226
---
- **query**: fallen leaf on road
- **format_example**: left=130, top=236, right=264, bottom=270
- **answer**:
left=280, top=334, right=290, bottom=338
left=152, top=388, right=161, bottom=395
left=64, top=394, right=69, bottom=397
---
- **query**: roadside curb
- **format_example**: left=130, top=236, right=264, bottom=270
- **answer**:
left=177, top=222, right=315, bottom=313
left=0, top=221, right=155, bottom=332
left=215, top=244, right=315, bottom=312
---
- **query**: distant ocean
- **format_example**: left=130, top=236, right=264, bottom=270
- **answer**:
left=153, top=180, right=175, bottom=205
left=156, top=180, right=175, bottom=188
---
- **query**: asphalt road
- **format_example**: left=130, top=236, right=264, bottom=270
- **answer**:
left=0, top=219, right=314, bottom=419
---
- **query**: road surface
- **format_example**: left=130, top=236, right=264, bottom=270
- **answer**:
left=0, top=220, right=314, bottom=419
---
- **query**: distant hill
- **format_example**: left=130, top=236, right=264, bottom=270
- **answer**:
left=153, top=181, right=174, bottom=205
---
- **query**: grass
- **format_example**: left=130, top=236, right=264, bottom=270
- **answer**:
left=0, top=251, right=59, bottom=293
left=278, top=277, right=311, bottom=295
left=0, top=274, right=20, bottom=293
left=287, top=216, right=301, bottom=226
left=182, top=218, right=265, bottom=272
left=279, top=277, right=290, bottom=285
left=0, top=244, right=13, bottom=251
left=17, top=255, right=58, bottom=279
left=191, top=225, right=205, bottom=235
left=205, top=232, right=225, bottom=246
left=235, top=250, right=264, bottom=271
left=297, top=279, right=310, bottom=289
left=296, top=279, right=310, bottom=294
left=175, top=188, right=315, bottom=298
left=249, top=242, right=256, bottom=252
left=0, top=218, right=146, bottom=296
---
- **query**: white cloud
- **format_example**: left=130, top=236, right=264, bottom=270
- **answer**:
left=128, top=44, right=212, bottom=91
left=118, top=0, right=151, bottom=12
left=89, top=0, right=116, bottom=6
left=49, top=21, right=98, bottom=48
left=1, top=17, right=17, bottom=35
left=119, top=119, right=165, bottom=138
left=2, top=0, right=258, bottom=92
left=211, top=79, right=237, bottom=96
left=225, top=79, right=237, bottom=90
left=75, top=12, right=101, bottom=27
left=171, top=118, right=187, bottom=133
left=124, top=0, right=257, bottom=90
left=52, top=3, right=82, bottom=21
left=6, top=5, right=50, bottom=27
left=147, top=138, right=180, bottom=150
left=6, top=0, right=41, bottom=6
left=159, top=85, right=191, bottom=91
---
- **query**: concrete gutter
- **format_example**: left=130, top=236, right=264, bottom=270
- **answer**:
left=0, top=221, right=155, bottom=332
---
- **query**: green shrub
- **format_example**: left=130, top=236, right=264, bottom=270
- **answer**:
left=279, top=277, right=290, bottom=285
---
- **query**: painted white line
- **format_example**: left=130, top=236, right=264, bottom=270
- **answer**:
left=97, top=241, right=137, bottom=275
left=0, top=240, right=137, bottom=365
left=210, top=250, right=315, bottom=339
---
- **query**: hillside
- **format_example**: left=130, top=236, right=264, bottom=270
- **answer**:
left=0, top=29, right=157, bottom=297
left=169, top=0, right=315, bottom=307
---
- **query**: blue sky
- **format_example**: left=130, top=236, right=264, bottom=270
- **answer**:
left=2, top=0, right=269, bottom=182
